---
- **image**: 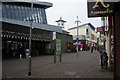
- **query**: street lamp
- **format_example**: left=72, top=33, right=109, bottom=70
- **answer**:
left=101, top=17, right=106, bottom=49
left=55, top=17, right=66, bottom=62
left=28, top=2, right=33, bottom=76
left=75, top=16, right=81, bottom=56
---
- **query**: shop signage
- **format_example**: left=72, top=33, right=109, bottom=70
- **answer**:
left=100, top=36, right=106, bottom=41
left=56, top=39, right=62, bottom=56
left=87, top=0, right=116, bottom=17
left=53, top=32, right=56, bottom=40
left=97, top=27, right=104, bottom=32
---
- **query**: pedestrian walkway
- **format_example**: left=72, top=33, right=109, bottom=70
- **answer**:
left=2, top=51, right=113, bottom=78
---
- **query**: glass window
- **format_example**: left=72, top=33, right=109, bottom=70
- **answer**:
left=24, top=10, right=27, bottom=17
left=38, top=8, right=43, bottom=23
left=18, top=8, right=22, bottom=13
left=33, top=8, right=36, bottom=13
left=32, top=14, right=35, bottom=20
left=14, top=5, right=17, bottom=9
left=21, top=6, right=24, bottom=9
left=11, top=13, right=15, bottom=19
left=2, top=13, right=6, bottom=18
left=10, top=5, right=14, bottom=9
left=41, top=9, right=47, bottom=24
left=9, top=5, right=15, bottom=13
left=38, top=13, right=42, bottom=23
left=25, top=6, right=29, bottom=16
left=41, top=9, right=44, bottom=23
left=2, top=5, right=6, bottom=14
left=5, top=4, right=9, bottom=9
left=14, top=9, right=19, bottom=19
left=37, top=14, right=40, bottom=23
left=24, top=6, right=27, bottom=10
left=18, top=6, right=20, bottom=9
left=19, top=13, right=24, bottom=20
left=28, top=7, right=31, bottom=13
left=7, top=9, right=12, bottom=18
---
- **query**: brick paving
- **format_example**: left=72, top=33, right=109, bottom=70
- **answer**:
left=2, top=51, right=113, bottom=78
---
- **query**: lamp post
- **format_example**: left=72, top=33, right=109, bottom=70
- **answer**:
left=55, top=17, right=66, bottom=62
left=28, top=2, right=33, bottom=76
left=75, top=16, right=81, bottom=56
left=101, top=17, right=106, bottom=49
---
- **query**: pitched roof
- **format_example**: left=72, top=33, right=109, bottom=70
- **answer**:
left=68, top=23, right=95, bottom=30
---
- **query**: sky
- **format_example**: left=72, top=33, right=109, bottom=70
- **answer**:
left=39, top=0, right=102, bottom=30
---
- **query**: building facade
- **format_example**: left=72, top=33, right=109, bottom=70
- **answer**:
left=68, top=23, right=98, bottom=51
left=1, top=0, right=73, bottom=59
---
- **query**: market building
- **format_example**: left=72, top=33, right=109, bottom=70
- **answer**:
left=1, top=0, right=73, bottom=59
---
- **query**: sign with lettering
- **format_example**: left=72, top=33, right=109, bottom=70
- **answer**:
left=87, top=0, right=116, bottom=17
left=97, top=27, right=104, bottom=32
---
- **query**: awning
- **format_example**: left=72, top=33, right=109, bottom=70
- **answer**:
left=1, top=30, right=51, bottom=41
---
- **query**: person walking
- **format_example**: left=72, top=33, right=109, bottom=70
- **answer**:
left=91, top=46, right=94, bottom=53
left=18, top=43, right=24, bottom=59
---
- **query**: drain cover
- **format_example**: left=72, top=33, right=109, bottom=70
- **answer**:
left=64, top=72, right=76, bottom=76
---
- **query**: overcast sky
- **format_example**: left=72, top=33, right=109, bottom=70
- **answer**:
left=39, top=0, right=102, bottom=30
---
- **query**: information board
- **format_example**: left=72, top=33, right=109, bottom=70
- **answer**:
left=56, top=39, right=62, bottom=56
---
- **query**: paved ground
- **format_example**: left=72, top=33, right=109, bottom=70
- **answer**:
left=2, top=50, right=113, bottom=78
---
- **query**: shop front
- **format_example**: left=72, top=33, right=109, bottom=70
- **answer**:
left=2, top=22, right=52, bottom=59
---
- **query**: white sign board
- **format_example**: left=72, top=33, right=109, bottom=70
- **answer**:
left=52, top=32, right=56, bottom=40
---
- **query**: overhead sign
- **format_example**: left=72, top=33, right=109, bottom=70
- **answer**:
left=52, top=32, right=56, bottom=40
left=87, top=0, right=116, bottom=17
left=97, top=27, right=104, bottom=32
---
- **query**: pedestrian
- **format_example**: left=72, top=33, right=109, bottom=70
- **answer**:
left=91, top=46, right=94, bottom=53
left=18, top=43, right=24, bottom=59
left=52, top=49, right=55, bottom=55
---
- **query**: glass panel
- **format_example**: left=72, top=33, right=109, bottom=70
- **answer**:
left=21, top=6, right=24, bottom=9
left=15, top=9, right=19, bottom=19
left=18, top=6, right=22, bottom=13
left=10, top=5, right=14, bottom=9
left=37, top=13, right=40, bottom=23
left=2, top=5, right=6, bottom=14
left=14, top=5, right=17, bottom=9
left=38, top=8, right=43, bottom=23
left=41, top=9, right=45, bottom=23
left=18, top=11, right=21, bottom=20
left=7, top=9, right=12, bottom=18
left=2, top=13, right=6, bottom=18
left=41, top=9, right=47, bottom=24
left=11, top=13, right=15, bottom=19
left=5, top=4, right=9, bottom=9
left=10, top=8, right=14, bottom=13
